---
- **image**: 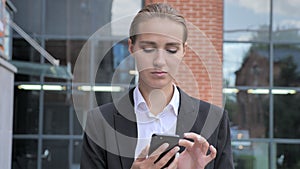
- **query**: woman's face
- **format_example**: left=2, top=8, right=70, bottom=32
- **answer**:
left=128, top=17, right=186, bottom=90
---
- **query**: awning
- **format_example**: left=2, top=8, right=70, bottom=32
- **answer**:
left=9, top=60, right=73, bottom=80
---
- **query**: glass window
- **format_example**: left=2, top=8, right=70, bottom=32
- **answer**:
left=224, top=0, right=270, bottom=42
left=45, top=40, right=67, bottom=65
left=276, top=144, right=300, bottom=169
left=12, top=139, right=38, bottom=169
left=45, top=0, right=66, bottom=36
left=42, top=140, right=69, bottom=169
left=223, top=43, right=269, bottom=87
left=72, top=140, right=82, bottom=165
left=273, top=0, right=300, bottom=42
left=13, top=89, right=39, bottom=134
left=273, top=44, right=300, bottom=87
left=43, top=91, right=69, bottom=134
left=111, top=0, right=142, bottom=36
left=232, top=142, right=269, bottom=169
left=12, top=39, right=41, bottom=63
left=11, top=0, right=42, bottom=34
left=274, top=93, right=300, bottom=138
left=45, top=0, right=113, bottom=36
left=225, top=91, right=269, bottom=138
left=94, top=40, right=135, bottom=84
left=73, top=109, right=83, bottom=135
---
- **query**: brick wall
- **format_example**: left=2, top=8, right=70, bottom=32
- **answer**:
left=144, top=0, right=223, bottom=107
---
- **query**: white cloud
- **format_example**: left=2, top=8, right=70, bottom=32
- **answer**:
left=274, top=0, right=300, bottom=17
left=237, top=34, right=253, bottom=41
left=237, top=0, right=269, bottom=14
left=279, top=19, right=300, bottom=28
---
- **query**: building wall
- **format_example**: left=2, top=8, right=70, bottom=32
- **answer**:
left=145, top=0, right=223, bottom=106
left=0, top=58, right=16, bottom=169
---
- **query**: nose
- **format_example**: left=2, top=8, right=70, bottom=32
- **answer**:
left=153, top=49, right=166, bottom=68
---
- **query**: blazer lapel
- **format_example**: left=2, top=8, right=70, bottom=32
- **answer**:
left=114, top=89, right=137, bottom=169
left=176, top=88, right=200, bottom=137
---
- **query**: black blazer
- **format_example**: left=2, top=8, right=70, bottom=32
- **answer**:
left=80, top=88, right=234, bottom=169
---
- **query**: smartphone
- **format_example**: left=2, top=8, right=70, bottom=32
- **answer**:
left=149, top=134, right=180, bottom=168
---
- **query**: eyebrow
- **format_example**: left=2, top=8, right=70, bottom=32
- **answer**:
left=139, top=41, right=156, bottom=46
left=165, top=42, right=181, bottom=47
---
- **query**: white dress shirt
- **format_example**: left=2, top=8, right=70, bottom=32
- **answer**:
left=133, top=85, right=180, bottom=158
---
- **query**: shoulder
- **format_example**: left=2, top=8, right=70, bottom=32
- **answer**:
left=88, top=102, right=116, bottom=118
left=87, top=89, right=135, bottom=122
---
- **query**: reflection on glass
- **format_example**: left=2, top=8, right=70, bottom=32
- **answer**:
left=232, top=142, right=269, bottom=169
left=45, top=0, right=113, bottom=36
left=43, top=91, right=69, bottom=134
left=111, top=0, right=141, bottom=36
left=224, top=0, right=270, bottom=41
left=12, top=0, right=42, bottom=34
left=273, top=0, right=300, bottom=42
left=73, top=109, right=83, bottom=135
left=274, top=93, right=300, bottom=139
left=276, top=144, right=300, bottom=169
left=225, top=91, right=269, bottom=138
left=95, top=40, right=136, bottom=85
left=223, top=43, right=269, bottom=87
left=13, top=89, right=39, bottom=134
left=273, top=44, right=300, bottom=87
left=73, top=140, right=82, bottom=164
left=42, top=140, right=69, bottom=169
left=12, top=139, right=37, bottom=169
left=112, top=41, right=135, bottom=84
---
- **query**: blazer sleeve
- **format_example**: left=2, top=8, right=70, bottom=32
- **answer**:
left=214, top=110, right=235, bottom=169
left=80, top=133, right=107, bottom=169
left=80, top=109, right=107, bottom=169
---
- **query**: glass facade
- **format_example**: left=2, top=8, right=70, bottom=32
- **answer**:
left=11, top=0, right=141, bottom=169
left=224, top=0, right=300, bottom=169
left=9, top=0, right=300, bottom=169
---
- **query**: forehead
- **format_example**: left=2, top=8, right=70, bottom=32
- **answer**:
left=136, top=18, right=185, bottom=43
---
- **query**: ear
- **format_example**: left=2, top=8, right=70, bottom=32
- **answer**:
left=128, top=38, right=135, bottom=55
left=183, top=42, right=188, bottom=56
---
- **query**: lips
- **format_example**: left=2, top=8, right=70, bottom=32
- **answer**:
left=151, top=71, right=167, bottom=77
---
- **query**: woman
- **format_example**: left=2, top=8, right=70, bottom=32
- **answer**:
left=81, top=3, right=234, bottom=169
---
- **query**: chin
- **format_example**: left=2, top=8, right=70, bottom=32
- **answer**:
left=148, top=82, right=173, bottom=89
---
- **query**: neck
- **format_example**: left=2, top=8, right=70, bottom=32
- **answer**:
left=138, top=84, right=174, bottom=116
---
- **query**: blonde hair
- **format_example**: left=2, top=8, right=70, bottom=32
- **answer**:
left=129, top=3, right=188, bottom=44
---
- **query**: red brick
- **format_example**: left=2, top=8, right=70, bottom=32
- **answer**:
left=145, top=0, right=223, bottom=106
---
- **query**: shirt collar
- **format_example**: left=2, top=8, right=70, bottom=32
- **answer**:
left=133, top=84, right=180, bottom=116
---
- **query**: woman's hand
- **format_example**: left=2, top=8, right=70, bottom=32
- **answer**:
left=131, top=143, right=180, bottom=169
left=178, top=132, right=217, bottom=169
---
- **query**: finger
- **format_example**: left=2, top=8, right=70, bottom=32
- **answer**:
left=208, top=145, right=217, bottom=159
left=154, top=146, right=180, bottom=169
left=184, top=132, right=206, bottom=144
left=202, top=145, right=217, bottom=165
left=166, top=152, right=179, bottom=169
left=178, top=139, right=193, bottom=150
left=136, top=145, right=149, bottom=161
left=201, top=140, right=210, bottom=155
left=148, top=143, right=169, bottom=161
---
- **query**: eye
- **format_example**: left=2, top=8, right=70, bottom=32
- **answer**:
left=142, top=47, right=155, bottom=53
left=166, top=48, right=178, bottom=54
